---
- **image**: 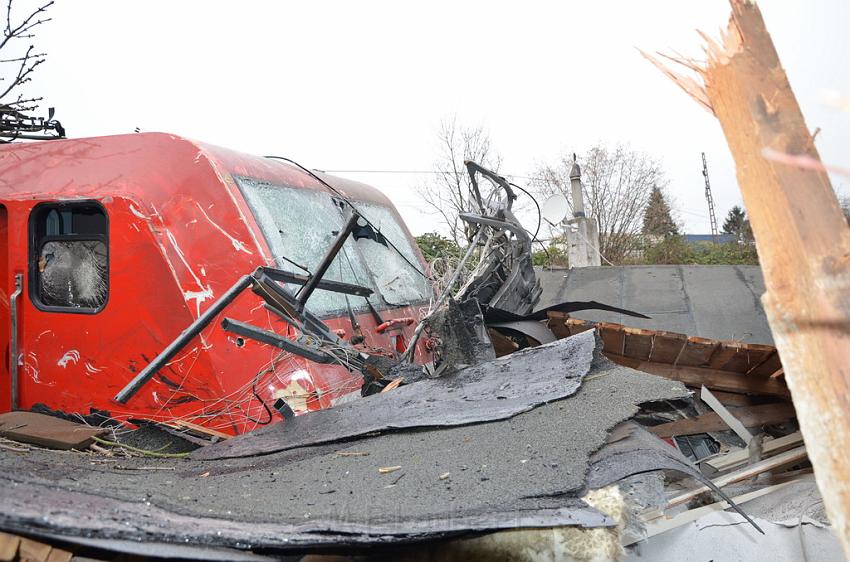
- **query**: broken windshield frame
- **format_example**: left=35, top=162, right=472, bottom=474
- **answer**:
left=235, top=176, right=431, bottom=316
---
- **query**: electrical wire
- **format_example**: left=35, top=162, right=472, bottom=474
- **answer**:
left=509, top=182, right=542, bottom=242
left=322, top=169, right=545, bottom=183
left=245, top=369, right=273, bottom=425
left=509, top=180, right=552, bottom=264
left=264, top=155, right=429, bottom=281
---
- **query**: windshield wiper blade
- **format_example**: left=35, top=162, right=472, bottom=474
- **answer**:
left=261, top=267, right=373, bottom=297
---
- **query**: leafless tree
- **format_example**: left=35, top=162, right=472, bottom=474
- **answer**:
left=418, top=118, right=501, bottom=245
left=0, top=0, right=62, bottom=141
left=534, top=144, right=666, bottom=264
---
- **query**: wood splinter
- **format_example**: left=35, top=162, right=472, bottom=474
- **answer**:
left=643, top=0, right=850, bottom=555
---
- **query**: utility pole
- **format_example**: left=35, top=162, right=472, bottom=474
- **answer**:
left=702, top=152, right=720, bottom=244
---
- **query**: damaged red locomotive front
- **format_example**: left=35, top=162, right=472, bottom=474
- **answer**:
left=0, top=132, right=434, bottom=433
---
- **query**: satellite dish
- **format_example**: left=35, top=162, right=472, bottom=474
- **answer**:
left=541, top=194, right=569, bottom=225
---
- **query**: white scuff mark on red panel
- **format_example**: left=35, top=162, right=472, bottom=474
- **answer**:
left=128, top=204, right=150, bottom=220
left=164, top=228, right=214, bottom=316
left=130, top=198, right=212, bottom=333
left=84, top=362, right=104, bottom=374
left=35, top=330, right=53, bottom=342
left=184, top=288, right=214, bottom=317
left=194, top=202, right=252, bottom=254
left=22, top=352, right=44, bottom=384
left=216, top=166, right=271, bottom=262
left=57, top=349, right=81, bottom=368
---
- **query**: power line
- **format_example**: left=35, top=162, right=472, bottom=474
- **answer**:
left=322, top=169, right=543, bottom=182
left=326, top=169, right=716, bottom=224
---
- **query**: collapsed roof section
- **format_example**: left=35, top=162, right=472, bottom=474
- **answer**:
left=0, top=332, right=695, bottom=550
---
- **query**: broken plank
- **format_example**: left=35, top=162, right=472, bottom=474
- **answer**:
left=607, top=354, right=791, bottom=398
left=170, top=419, right=231, bottom=440
left=666, top=446, right=808, bottom=509
left=700, top=386, right=753, bottom=443
left=0, top=411, right=106, bottom=450
left=706, top=431, right=804, bottom=471
left=649, top=402, right=796, bottom=438
left=565, top=317, right=595, bottom=336
left=627, top=479, right=800, bottom=546
left=488, top=328, right=520, bottom=357
left=688, top=388, right=764, bottom=407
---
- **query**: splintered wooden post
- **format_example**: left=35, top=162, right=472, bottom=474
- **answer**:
left=643, top=0, right=850, bottom=553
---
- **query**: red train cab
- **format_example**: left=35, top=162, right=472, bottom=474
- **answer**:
left=0, top=133, right=433, bottom=434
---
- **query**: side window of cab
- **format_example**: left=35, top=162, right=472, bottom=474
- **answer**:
left=29, top=202, right=109, bottom=313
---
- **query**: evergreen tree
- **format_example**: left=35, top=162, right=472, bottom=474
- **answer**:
left=722, top=206, right=753, bottom=242
left=415, top=232, right=460, bottom=262
left=642, top=186, right=679, bottom=237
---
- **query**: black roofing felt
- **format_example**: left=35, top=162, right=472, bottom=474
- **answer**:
left=192, top=330, right=602, bottom=461
left=536, top=265, right=773, bottom=344
left=0, top=333, right=689, bottom=551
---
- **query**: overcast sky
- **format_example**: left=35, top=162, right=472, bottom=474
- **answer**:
left=25, top=0, right=850, bottom=237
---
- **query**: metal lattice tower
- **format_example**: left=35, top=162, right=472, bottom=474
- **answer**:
left=701, top=152, right=720, bottom=244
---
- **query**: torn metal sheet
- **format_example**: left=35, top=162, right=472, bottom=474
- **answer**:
left=0, top=356, right=688, bottom=551
left=192, top=329, right=601, bottom=461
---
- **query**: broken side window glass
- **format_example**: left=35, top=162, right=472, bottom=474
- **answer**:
left=237, top=177, right=379, bottom=316
left=30, top=203, right=108, bottom=311
left=352, top=201, right=431, bottom=306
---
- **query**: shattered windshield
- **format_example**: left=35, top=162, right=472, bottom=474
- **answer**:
left=238, top=177, right=378, bottom=315
left=237, top=177, right=430, bottom=314
left=353, top=201, right=431, bottom=305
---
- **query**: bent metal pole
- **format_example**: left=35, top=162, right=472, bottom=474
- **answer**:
left=114, top=272, right=255, bottom=404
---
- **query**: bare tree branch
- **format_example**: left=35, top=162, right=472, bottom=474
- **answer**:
left=417, top=118, right=501, bottom=245
left=533, top=143, right=666, bottom=264
left=0, top=0, right=61, bottom=141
